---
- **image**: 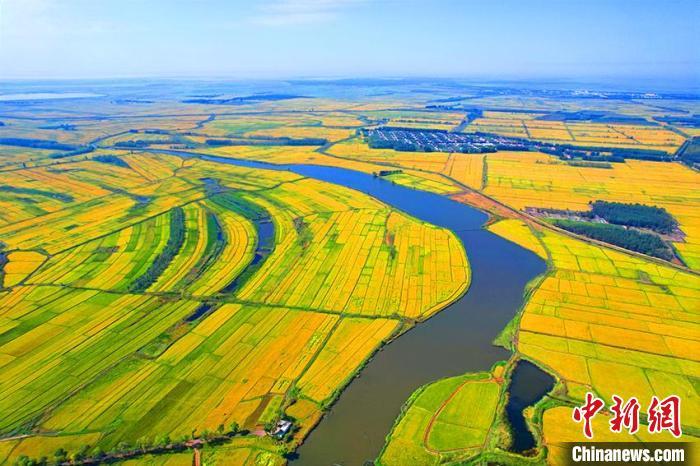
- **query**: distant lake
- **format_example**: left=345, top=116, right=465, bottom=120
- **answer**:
left=0, top=92, right=103, bottom=101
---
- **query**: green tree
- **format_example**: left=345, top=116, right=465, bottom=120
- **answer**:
left=91, top=447, right=105, bottom=459
left=156, top=434, right=171, bottom=447
left=229, top=422, right=239, bottom=435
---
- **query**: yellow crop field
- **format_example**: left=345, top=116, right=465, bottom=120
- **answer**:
left=297, top=317, right=399, bottom=402
left=329, top=139, right=452, bottom=173
left=246, top=125, right=354, bottom=142
left=0, top=145, right=63, bottom=170
left=236, top=191, right=469, bottom=319
left=2, top=82, right=695, bottom=466
left=0, top=145, right=471, bottom=463
left=509, top=227, right=700, bottom=437
left=1, top=251, right=45, bottom=287
left=441, top=152, right=485, bottom=189
left=377, top=372, right=502, bottom=466
left=487, top=219, right=547, bottom=259
left=482, top=111, right=546, bottom=120
left=466, top=116, right=685, bottom=152
left=483, top=151, right=700, bottom=269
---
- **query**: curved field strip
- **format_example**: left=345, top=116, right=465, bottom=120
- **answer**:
left=0, top=151, right=472, bottom=463
left=0, top=153, right=293, bottom=255
left=120, top=151, right=184, bottom=182
left=0, top=168, right=108, bottom=226
left=236, top=180, right=468, bottom=319
left=184, top=197, right=256, bottom=296
left=148, top=203, right=208, bottom=292
left=425, top=378, right=500, bottom=452
left=377, top=372, right=501, bottom=466
left=29, top=211, right=173, bottom=291
left=29, top=195, right=255, bottom=297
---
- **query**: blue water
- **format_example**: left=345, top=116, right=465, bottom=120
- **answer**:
left=158, top=149, right=551, bottom=465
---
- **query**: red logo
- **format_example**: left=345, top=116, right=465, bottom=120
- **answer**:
left=573, top=393, right=682, bottom=439
left=572, top=392, right=605, bottom=438
left=609, top=395, right=640, bottom=434
left=648, top=395, right=682, bottom=438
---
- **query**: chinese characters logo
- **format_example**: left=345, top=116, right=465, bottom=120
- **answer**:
left=572, top=393, right=681, bottom=439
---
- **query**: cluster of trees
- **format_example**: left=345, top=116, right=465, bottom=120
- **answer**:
left=678, top=137, right=700, bottom=166
left=39, top=123, right=77, bottom=131
left=654, top=114, right=700, bottom=126
left=539, top=143, right=669, bottom=162
left=49, top=146, right=95, bottom=160
left=375, top=169, right=402, bottom=176
left=608, top=148, right=672, bottom=161
left=588, top=201, right=677, bottom=234
left=0, top=137, right=78, bottom=151
left=538, top=110, right=649, bottom=125
left=0, top=252, right=6, bottom=289
left=128, top=207, right=185, bottom=292
left=553, top=220, right=673, bottom=261
left=93, top=155, right=131, bottom=169
left=566, top=160, right=613, bottom=169
left=114, top=139, right=171, bottom=148
left=293, top=217, right=313, bottom=250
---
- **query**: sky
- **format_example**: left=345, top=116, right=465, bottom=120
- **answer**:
left=0, top=0, right=698, bottom=82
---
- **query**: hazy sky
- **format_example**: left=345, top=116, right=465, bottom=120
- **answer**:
left=1, top=0, right=698, bottom=81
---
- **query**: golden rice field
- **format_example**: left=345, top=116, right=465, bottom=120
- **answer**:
left=466, top=111, right=685, bottom=153
left=245, top=125, right=354, bottom=142
left=0, top=93, right=697, bottom=465
left=329, top=139, right=452, bottom=173
left=483, top=151, right=700, bottom=270
left=234, top=182, right=469, bottom=319
left=488, top=219, right=700, bottom=444
left=0, top=149, right=469, bottom=463
left=0, top=115, right=205, bottom=148
left=486, top=219, right=547, bottom=260
left=377, top=371, right=503, bottom=466
left=441, top=152, right=485, bottom=189
left=0, top=251, right=45, bottom=288
left=0, top=145, right=60, bottom=169
left=198, top=113, right=355, bottom=140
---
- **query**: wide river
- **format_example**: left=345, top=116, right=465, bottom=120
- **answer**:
left=163, top=150, right=549, bottom=465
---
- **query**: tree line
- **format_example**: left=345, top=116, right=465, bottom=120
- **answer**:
left=588, top=201, right=677, bottom=234
left=553, top=220, right=673, bottom=261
